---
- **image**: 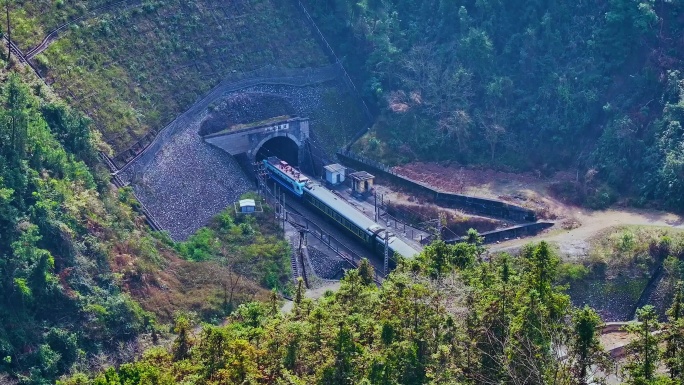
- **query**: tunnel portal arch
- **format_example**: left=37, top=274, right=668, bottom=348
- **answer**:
left=252, top=132, right=301, bottom=166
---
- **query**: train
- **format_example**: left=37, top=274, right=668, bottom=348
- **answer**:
left=263, top=156, right=419, bottom=262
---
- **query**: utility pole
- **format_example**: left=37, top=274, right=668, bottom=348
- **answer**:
left=274, top=184, right=279, bottom=221
left=383, top=231, right=389, bottom=276
left=281, top=192, right=286, bottom=230
left=374, top=190, right=377, bottom=222
left=437, top=212, right=445, bottom=240
left=298, top=228, right=308, bottom=288
left=5, top=0, right=11, bottom=64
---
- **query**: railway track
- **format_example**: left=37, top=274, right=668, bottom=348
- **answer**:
left=257, top=167, right=384, bottom=282
left=281, top=192, right=384, bottom=283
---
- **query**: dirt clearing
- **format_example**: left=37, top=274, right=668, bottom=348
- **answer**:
left=391, top=161, right=684, bottom=259
left=393, top=162, right=575, bottom=220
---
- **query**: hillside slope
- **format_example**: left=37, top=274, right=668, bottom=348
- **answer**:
left=0, top=63, right=279, bottom=384
left=309, top=0, right=684, bottom=211
left=19, top=0, right=329, bottom=157
left=60, top=241, right=684, bottom=385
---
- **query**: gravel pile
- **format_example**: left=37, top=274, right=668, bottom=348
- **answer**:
left=119, top=114, right=253, bottom=240
left=239, top=84, right=328, bottom=117
left=306, top=246, right=350, bottom=280
left=117, top=81, right=346, bottom=241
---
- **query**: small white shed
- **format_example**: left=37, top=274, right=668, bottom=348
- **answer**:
left=324, top=163, right=346, bottom=185
left=238, top=199, right=256, bottom=213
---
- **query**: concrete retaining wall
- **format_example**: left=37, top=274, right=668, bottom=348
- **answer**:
left=337, top=151, right=537, bottom=222
left=436, top=222, right=553, bottom=245
left=476, top=222, right=554, bottom=244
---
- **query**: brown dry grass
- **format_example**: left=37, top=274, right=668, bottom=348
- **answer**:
left=115, top=250, right=268, bottom=323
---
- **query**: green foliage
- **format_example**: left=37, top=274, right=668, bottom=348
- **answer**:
left=0, top=72, right=155, bottom=384
left=665, top=282, right=684, bottom=383
left=419, top=239, right=477, bottom=278
left=40, top=102, right=96, bottom=164
left=61, top=240, right=614, bottom=385
left=317, top=0, right=684, bottom=211
left=172, top=314, right=193, bottom=362
left=623, top=305, right=667, bottom=384
left=558, top=262, right=591, bottom=282
left=357, top=258, right=375, bottom=285
left=568, top=306, right=609, bottom=385
left=175, top=200, right=292, bottom=290
left=591, top=226, right=684, bottom=277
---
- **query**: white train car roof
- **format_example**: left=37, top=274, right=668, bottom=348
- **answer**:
left=305, top=183, right=419, bottom=259
left=381, top=230, right=421, bottom=260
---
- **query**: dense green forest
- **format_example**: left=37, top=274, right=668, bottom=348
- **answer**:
left=0, top=70, right=152, bottom=384
left=58, top=241, right=684, bottom=384
left=5, top=0, right=684, bottom=383
left=305, top=0, right=684, bottom=210
left=0, top=69, right=291, bottom=384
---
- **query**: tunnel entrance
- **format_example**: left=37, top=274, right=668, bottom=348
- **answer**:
left=255, top=136, right=299, bottom=166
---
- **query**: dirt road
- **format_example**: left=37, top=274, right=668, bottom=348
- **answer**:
left=491, top=208, right=684, bottom=259
left=393, top=161, right=684, bottom=259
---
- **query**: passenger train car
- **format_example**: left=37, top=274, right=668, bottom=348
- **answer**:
left=263, top=156, right=418, bottom=262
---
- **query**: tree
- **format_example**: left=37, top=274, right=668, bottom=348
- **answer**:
left=465, top=228, right=484, bottom=245
left=172, top=314, right=193, bottom=361
left=665, top=282, right=684, bottom=382
left=623, top=305, right=663, bottom=384
left=4, top=74, right=28, bottom=159
left=422, top=240, right=453, bottom=278
left=320, top=323, right=359, bottom=385
left=568, top=306, right=608, bottom=385
left=294, top=277, right=305, bottom=308
left=357, top=258, right=375, bottom=285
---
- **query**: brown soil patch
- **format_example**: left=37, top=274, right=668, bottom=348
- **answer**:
left=600, top=331, right=633, bottom=351
left=392, top=162, right=577, bottom=220
left=389, top=162, right=684, bottom=260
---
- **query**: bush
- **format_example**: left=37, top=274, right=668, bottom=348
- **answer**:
left=586, top=185, right=617, bottom=210
left=558, top=262, right=591, bottom=282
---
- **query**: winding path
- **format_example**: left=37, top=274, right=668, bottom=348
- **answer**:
left=24, top=0, right=143, bottom=59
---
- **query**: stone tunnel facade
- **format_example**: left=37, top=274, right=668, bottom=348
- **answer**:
left=203, top=117, right=310, bottom=163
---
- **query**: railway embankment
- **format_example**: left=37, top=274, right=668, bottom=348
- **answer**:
left=107, top=66, right=357, bottom=241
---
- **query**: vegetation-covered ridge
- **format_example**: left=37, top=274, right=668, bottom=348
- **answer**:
left=174, top=192, right=293, bottom=293
left=59, top=240, right=684, bottom=384
left=310, top=0, right=684, bottom=211
left=0, top=69, right=288, bottom=384
left=20, top=0, right=328, bottom=154
left=0, top=69, right=153, bottom=384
